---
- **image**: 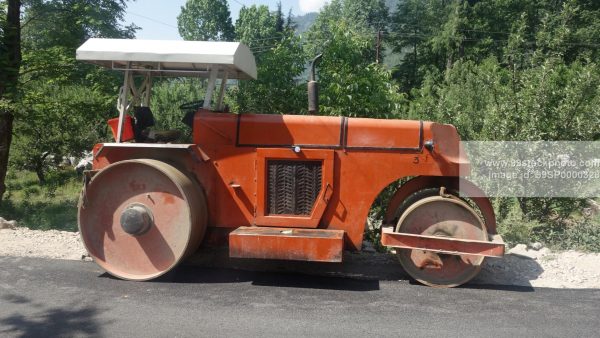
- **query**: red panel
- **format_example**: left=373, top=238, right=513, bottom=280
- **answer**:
left=381, top=227, right=505, bottom=257
left=194, top=110, right=237, bottom=146
left=346, top=118, right=421, bottom=149
left=229, top=227, right=344, bottom=262
left=238, top=114, right=342, bottom=147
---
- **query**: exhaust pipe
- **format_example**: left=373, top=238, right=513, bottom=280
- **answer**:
left=308, top=54, right=323, bottom=115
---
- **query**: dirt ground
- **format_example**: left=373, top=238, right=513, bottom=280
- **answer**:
left=1, top=227, right=599, bottom=289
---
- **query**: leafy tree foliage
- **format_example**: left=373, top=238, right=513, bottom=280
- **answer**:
left=394, top=1, right=600, bottom=143
left=150, top=78, right=205, bottom=132
left=390, top=0, right=600, bottom=91
left=310, top=0, right=388, bottom=33
left=313, top=21, right=405, bottom=117
left=305, top=0, right=403, bottom=117
left=410, top=57, right=600, bottom=142
left=391, top=0, right=600, bottom=234
left=389, top=0, right=445, bottom=92
left=9, top=0, right=136, bottom=183
left=177, top=0, right=235, bottom=41
left=229, top=5, right=305, bottom=114
left=20, top=0, right=136, bottom=88
left=306, top=0, right=387, bottom=60
left=10, top=85, right=113, bottom=182
left=22, top=0, right=136, bottom=50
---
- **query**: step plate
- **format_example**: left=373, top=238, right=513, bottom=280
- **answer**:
left=229, top=227, right=344, bottom=262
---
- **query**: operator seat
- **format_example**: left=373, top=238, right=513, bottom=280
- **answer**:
left=133, top=106, right=181, bottom=143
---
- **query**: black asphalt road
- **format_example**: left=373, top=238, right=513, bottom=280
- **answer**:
left=1, top=256, right=599, bottom=337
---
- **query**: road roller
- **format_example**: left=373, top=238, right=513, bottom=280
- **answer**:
left=75, top=38, right=505, bottom=287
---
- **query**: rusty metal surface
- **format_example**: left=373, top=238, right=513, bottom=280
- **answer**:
left=93, top=111, right=478, bottom=252
left=229, top=226, right=344, bottom=262
left=381, top=227, right=505, bottom=257
left=383, top=176, right=498, bottom=235
left=78, top=159, right=207, bottom=281
left=393, top=195, right=488, bottom=287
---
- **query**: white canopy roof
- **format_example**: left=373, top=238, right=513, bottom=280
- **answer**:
left=76, top=38, right=257, bottom=80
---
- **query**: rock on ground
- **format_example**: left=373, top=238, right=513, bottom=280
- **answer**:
left=1, top=227, right=600, bottom=289
left=0, top=217, right=17, bottom=230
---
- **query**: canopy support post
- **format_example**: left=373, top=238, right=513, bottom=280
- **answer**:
left=141, top=73, right=153, bottom=107
left=116, top=64, right=131, bottom=143
left=203, top=67, right=219, bottom=110
left=216, top=71, right=228, bottom=111
left=128, top=72, right=139, bottom=105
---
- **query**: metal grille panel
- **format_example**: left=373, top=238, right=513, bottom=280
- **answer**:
left=267, top=160, right=322, bottom=215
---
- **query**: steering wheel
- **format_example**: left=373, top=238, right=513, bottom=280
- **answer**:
left=179, top=100, right=204, bottom=112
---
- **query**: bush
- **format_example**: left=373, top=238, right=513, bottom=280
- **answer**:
left=497, top=197, right=600, bottom=251
left=531, top=216, right=600, bottom=252
left=10, top=83, right=113, bottom=183
left=0, top=169, right=80, bottom=231
left=496, top=201, right=543, bottom=246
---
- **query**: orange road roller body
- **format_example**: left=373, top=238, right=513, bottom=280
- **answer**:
left=76, top=38, right=504, bottom=287
left=81, top=110, right=504, bottom=286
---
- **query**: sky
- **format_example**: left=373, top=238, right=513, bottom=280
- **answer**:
left=123, top=0, right=328, bottom=40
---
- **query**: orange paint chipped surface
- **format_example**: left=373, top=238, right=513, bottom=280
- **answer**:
left=93, top=110, right=471, bottom=251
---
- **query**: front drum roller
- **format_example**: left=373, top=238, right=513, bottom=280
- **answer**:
left=78, top=159, right=207, bottom=281
left=395, top=190, right=487, bottom=287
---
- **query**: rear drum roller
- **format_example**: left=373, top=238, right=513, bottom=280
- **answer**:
left=78, top=159, right=207, bottom=281
left=394, top=189, right=487, bottom=287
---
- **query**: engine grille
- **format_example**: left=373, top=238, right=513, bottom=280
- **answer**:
left=267, top=160, right=322, bottom=216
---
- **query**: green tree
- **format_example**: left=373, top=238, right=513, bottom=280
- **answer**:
left=396, top=0, right=600, bottom=141
left=342, top=0, right=388, bottom=30
left=234, top=5, right=279, bottom=47
left=150, top=78, right=205, bottom=131
left=312, top=0, right=388, bottom=31
left=23, top=0, right=136, bottom=51
left=386, top=0, right=600, bottom=240
left=0, top=0, right=21, bottom=203
left=8, top=0, right=136, bottom=183
left=389, top=0, right=435, bottom=92
left=20, top=0, right=137, bottom=89
left=389, top=0, right=600, bottom=92
left=390, top=0, right=471, bottom=92
left=274, top=1, right=284, bottom=33
left=311, top=20, right=405, bottom=117
left=409, top=57, right=600, bottom=142
left=177, top=0, right=235, bottom=41
left=10, top=85, right=113, bottom=183
left=305, top=1, right=404, bottom=117
left=230, top=5, right=305, bottom=114
left=306, top=0, right=389, bottom=60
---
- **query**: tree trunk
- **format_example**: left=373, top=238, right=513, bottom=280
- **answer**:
left=34, top=160, right=46, bottom=184
left=0, top=111, right=14, bottom=202
left=0, top=0, right=22, bottom=204
left=518, top=197, right=529, bottom=219
left=0, top=0, right=22, bottom=99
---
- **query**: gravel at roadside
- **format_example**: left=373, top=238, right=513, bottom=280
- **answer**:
left=0, top=227, right=89, bottom=261
left=1, top=227, right=599, bottom=289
